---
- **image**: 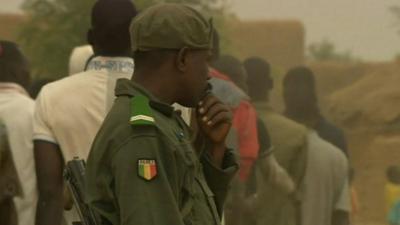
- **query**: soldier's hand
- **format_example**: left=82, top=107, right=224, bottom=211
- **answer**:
left=197, top=94, right=232, bottom=146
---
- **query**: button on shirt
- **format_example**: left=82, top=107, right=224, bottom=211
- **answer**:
left=0, top=83, right=37, bottom=225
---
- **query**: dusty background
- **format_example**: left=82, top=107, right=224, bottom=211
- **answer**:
left=310, top=61, right=400, bottom=225
left=1, top=12, right=399, bottom=225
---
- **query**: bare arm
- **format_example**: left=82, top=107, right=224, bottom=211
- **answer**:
left=332, top=178, right=351, bottom=225
left=34, top=141, right=64, bottom=225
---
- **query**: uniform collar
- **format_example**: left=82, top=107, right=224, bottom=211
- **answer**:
left=86, top=56, right=134, bottom=74
left=115, top=78, right=175, bottom=117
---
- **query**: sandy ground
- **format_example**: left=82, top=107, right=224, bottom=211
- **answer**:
left=348, top=130, right=400, bottom=225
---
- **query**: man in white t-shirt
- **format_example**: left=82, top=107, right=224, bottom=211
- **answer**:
left=33, top=1, right=138, bottom=225
left=301, top=131, right=351, bottom=225
left=0, top=41, right=37, bottom=225
left=282, top=65, right=351, bottom=225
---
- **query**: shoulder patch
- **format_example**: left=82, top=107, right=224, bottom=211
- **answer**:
left=137, top=159, right=157, bottom=181
left=130, top=95, right=155, bottom=126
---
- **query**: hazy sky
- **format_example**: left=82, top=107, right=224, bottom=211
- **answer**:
left=0, top=0, right=21, bottom=13
left=1, top=0, right=399, bottom=61
left=231, top=0, right=400, bottom=61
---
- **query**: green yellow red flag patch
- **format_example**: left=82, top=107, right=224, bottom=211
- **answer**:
left=138, top=159, right=157, bottom=181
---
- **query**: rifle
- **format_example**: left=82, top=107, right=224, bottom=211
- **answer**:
left=64, top=158, right=100, bottom=225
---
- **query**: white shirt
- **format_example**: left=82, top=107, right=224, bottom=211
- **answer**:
left=301, top=130, right=351, bottom=225
left=33, top=56, right=134, bottom=161
left=0, top=83, right=37, bottom=225
left=33, top=56, right=134, bottom=224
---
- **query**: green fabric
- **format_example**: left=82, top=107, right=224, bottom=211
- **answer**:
left=253, top=102, right=308, bottom=225
left=85, top=79, right=239, bottom=225
left=130, top=95, right=155, bottom=126
left=130, top=3, right=213, bottom=51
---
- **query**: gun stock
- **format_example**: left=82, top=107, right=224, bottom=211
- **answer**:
left=64, top=158, right=100, bottom=225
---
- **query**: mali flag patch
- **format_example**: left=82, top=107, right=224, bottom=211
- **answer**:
left=138, top=159, right=157, bottom=181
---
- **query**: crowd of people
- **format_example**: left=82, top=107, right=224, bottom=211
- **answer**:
left=0, top=0, right=357, bottom=225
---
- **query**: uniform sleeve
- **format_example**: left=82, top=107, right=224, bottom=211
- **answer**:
left=33, top=87, right=58, bottom=144
left=111, top=136, right=185, bottom=225
left=201, top=149, right=239, bottom=216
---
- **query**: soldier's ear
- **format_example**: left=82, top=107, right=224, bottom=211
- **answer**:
left=176, top=47, right=190, bottom=73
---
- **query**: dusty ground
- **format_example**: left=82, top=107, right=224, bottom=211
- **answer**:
left=346, top=130, right=400, bottom=225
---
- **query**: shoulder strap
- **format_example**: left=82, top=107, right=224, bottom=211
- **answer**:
left=130, top=95, right=156, bottom=126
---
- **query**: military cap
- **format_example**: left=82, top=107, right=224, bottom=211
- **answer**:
left=130, top=3, right=213, bottom=51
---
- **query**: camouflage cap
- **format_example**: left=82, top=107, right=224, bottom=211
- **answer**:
left=130, top=3, right=213, bottom=52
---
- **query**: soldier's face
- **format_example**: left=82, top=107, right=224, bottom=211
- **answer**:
left=179, top=50, right=212, bottom=107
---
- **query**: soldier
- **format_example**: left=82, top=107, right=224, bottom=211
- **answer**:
left=85, top=3, right=238, bottom=225
left=283, top=66, right=351, bottom=225
left=244, top=57, right=308, bottom=225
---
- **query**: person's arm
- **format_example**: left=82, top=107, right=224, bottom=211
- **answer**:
left=195, top=94, right=239, bottom=215
left=332, top=179, right=351, bottom=225
left=196, top=94, right=232, bottom=168
left=112, top=136, right=185, bottom=225
left=256, top=117, right=295, bottom=195
left=258, top=154, right=295, bottom=194
left=33, top=87, right=66, bottom=225
left=34, top=141, right=64, bottom=225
